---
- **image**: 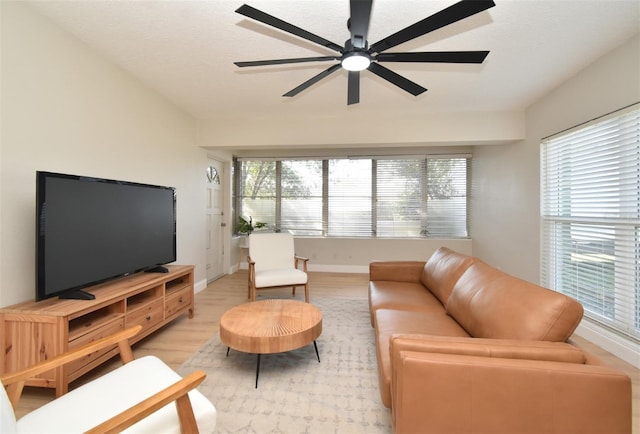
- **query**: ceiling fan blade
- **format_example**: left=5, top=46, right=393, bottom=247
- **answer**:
left=236, top=4, right=344, bottom=53
left=235, top=56, right=339, bottom=67
left=349, top=0, right=373, bottom=50
left=348, top=71, right=360, bottom=105
left=376, top=51, right=489, bottom=64
left=283, top=64, right=342, bottom=97
left=369, top=0, right=495, bottom=54
left=368, top=62, right=426, bottom=96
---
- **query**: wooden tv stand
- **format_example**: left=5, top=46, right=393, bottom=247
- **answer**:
left=0, top=265, right=194, bottom=396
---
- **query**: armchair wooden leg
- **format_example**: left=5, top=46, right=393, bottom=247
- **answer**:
left=304, top=283, right=309, bottom=303
left=292, top=286, right=296, bottom=296
left=175, top=394, right=199, bottom=433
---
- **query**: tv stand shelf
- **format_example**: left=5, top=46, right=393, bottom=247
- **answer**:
left=0, top=265, right=194, bottom=396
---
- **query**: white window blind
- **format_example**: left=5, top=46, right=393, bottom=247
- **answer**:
left=234, top=154, right=470, bottom=239
left=426, top=157, right=470, bottom=237
left=375, top=159, right=424, bottom=237
left=541, top=103, right=640, bottom=341
left=281, top=160, right=323, bottom=235
left=328, top=159, right=372, bottom=237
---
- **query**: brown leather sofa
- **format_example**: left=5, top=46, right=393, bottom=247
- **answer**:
left=369, top=247, right=632, bottom=433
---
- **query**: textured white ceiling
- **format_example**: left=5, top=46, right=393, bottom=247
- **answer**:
left=26, top=0, right=640, bottom=120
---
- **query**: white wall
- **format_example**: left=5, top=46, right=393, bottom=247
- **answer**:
left=296, top=237, right=472, bottom=272
left=199, top=110, right=524, bottom=150
left=0, top=3, right=208, bottom=306
left=473, top=33, right=640, bottom=281
left=472, top=34, right=640, bottom=366
left=232, top=236, right=472, bottom=273
left=470, top=140, right=541, bottom=283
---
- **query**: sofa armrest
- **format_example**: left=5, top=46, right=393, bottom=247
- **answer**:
left=369, top=261, right=425, bottom=283
left=390, top=341, right=631, bottom=434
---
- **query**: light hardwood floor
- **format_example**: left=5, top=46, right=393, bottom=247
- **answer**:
left=13, top=271, right=640, bottom=432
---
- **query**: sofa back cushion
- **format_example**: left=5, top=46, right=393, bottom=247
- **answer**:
left=446, top=261, right=584, bottom=342
left=421, top=247, right=477, bottom=305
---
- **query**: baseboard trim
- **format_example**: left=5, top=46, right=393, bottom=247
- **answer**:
left=195, top=278, right=208, bottom=294
left=575, top=319, right=640, bottom=368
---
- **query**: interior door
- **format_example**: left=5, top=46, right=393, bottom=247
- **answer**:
left=206, top=159, right=224, bottom=282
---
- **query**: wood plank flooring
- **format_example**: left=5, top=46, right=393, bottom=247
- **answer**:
left=12, top=271, right=640, bottom=432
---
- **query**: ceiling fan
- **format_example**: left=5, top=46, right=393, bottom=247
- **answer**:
left=234, top=0, right=496, bottom=105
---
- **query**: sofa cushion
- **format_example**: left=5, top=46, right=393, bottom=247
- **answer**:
left=389, top=335, right=587, bottom=364
left=368, top=281, right=444, bottom=327
left=446, top=261, right=584, bottom=342
left=374, top=309, right=470, bottom=408
left=420, top=247, right=477, bottom=305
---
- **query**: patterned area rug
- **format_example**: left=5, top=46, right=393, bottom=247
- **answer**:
left=179, top=295, right=392, bottom=433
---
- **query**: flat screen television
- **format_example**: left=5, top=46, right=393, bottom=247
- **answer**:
left=36, top=171, right=177, bottom=301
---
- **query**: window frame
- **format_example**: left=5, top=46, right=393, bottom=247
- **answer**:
left=233, top=154, right=471, bottom=239
left=540, top=103, right=640, bottom=342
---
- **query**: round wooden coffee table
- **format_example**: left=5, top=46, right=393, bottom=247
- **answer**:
left=219, top=299, right=322, bottom=387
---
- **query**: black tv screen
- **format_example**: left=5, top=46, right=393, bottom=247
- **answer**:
left=36, top=171, right=177, bottom=301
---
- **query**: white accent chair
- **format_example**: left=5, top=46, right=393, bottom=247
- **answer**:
left=247, top=232, right=310, bottom=303
left=1, top=326, right=216, bottom=434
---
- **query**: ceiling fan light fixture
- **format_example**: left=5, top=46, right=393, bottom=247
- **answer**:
left=341, top=52, right=371, bottom=71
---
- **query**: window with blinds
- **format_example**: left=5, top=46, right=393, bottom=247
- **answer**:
left=328, top=159, right=373, bottom=236
left=281, top=160, right=323, bottom=236
left=234, top=155, right=470, bottom=238
left=541, top=103, right=640, bottom=341
left=426, top=157, right=470, bottom=237
left=237, top=160, right=276, bottom=228
left=375, top=159, right=424, bottom=237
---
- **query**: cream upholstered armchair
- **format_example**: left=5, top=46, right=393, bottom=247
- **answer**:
left=247, top=232, right=310, bottom=303
left=1, top=326, right=216, bottom=434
